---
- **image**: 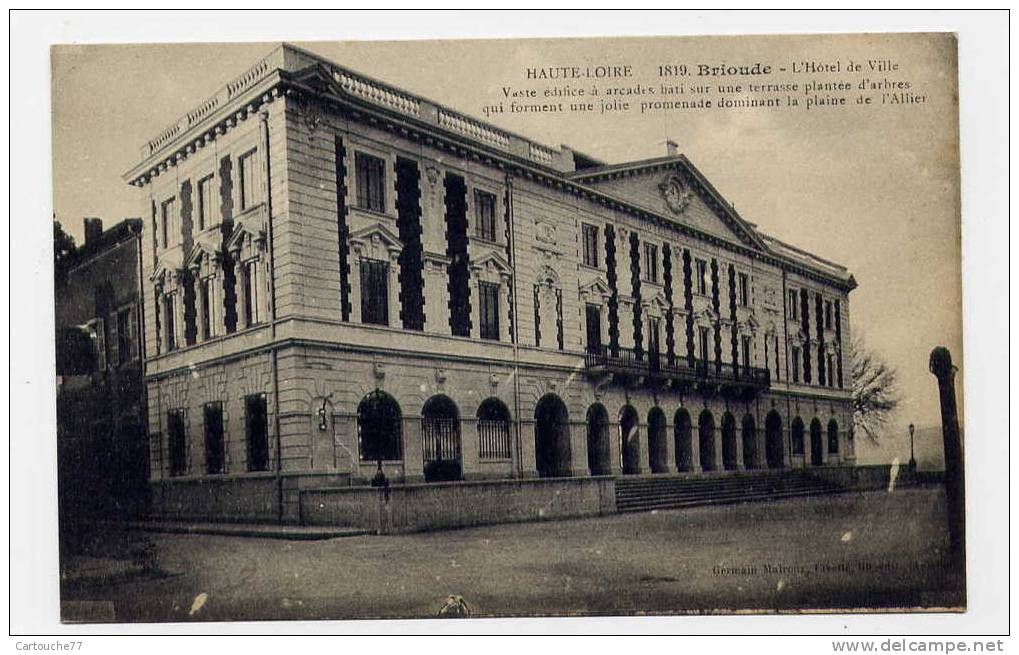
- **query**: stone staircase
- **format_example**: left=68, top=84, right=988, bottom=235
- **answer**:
left=614, top=469, right=843, bottom=513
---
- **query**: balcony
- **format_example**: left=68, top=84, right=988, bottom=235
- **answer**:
left=584, top=345, right=770, bottom=397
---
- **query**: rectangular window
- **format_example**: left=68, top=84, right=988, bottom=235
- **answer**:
left=203, top=402, right=225, bottom=475
left=788, top=289, right=799, bottom=320
left=245, top=394, right=269, bottom=472
left=197, top=175, right=214, bottom=231
left=585, top=304, right=602, bottom=353
left=791, top=346, right=801, bottom=383
left=474, top=189, right=497, bottom=242
left=647, top=317, right=661, bottom=355
left=200, top=278, right=212, bottom=339
left=738, top=272, right=749, bottom=306
left=116, top=306, right=135, bottom=363
left=742, top=335, right=752, bottom=368
left=695, top=259, right=708, bottom=295
left=242, top=262, right=260, bottom=326
left=163, top=294, right=176, bottom=352
left=827, top=353, right=836, bottom=387
left=582, top=224, right=599, bottom=268
left=825, top=301, right=833, bottom=329
left=360, top=258, right=389, bottom=325
left=644, top=243, right=659, bottom=283
left=355, top=152, right=386, bottom=212
left=479, top=281, right=500, bottom=340
left=698, top=326, right=711, bottom=363
left=239, top=149, right=259, bottom=211
left=167, top=408, right=187, bottom=477
left=160, top=198, right=176, bottom=248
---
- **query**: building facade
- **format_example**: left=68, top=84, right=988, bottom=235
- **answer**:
left=125, top=44, right=857, bottom=523
left=55, top=217, right=148, bottom=522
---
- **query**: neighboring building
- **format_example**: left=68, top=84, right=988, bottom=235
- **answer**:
left=124, top=44, right=857, bottom=523
left=55, top=217, right=147, bottom=520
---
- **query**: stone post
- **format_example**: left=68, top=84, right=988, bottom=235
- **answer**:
left=929, top=347, right=965, bottom=568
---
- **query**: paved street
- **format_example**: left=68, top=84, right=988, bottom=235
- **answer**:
left=62, top=487, right=963, bottom=622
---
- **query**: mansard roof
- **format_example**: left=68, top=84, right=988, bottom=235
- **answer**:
left=124, top=42, right=856, bottom=292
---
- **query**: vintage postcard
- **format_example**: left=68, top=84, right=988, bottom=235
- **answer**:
left=51, top=32, right=964, bottom=623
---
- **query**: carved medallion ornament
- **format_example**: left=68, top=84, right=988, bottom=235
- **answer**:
left=659, top=174, right=694, bottom=215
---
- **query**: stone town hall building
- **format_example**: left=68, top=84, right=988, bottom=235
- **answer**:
left=125, top=44, right=857, bottom=524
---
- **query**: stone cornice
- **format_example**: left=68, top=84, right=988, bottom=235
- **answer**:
left=123, top=44, right=857, bottom=294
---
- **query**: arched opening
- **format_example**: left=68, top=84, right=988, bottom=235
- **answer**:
left=791, top=417, right=805, bottom=458
left=742, top=414, right=757, bottom=470
left=765, top=410, right=784, bottom=469
left=619, top=405, right=640, bottom=475
left=674, top=408, right=693, bottom=472
left=534, top=394, right=572, bottom=478
left=698, top=410, right=716, bottom=471
left=477, top=398, right=511, bottom=461
left=422, top=394, right=462, bottom=482
left=827, top=419, right=840, bottom=456
left=810, top=418, right=824, bottom=466
left=647, top=408, right=668, bottom=473
left=357, top=390, right=402, bottom=462
left=721, top=412, right=738, bottom=471
left=586, top=403, right=611, bottom=475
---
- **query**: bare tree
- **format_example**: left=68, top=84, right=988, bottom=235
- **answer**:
left=849, top=337, right=900, bottom=443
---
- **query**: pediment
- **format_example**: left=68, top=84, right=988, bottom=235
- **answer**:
left=349, top=222, right=403, bottom=253
left=579, top=276, right=611, bottom=300
left=149, top=252, right=183, bottom=284
left=571, top=156, right=768, bottom=251
left=470, top=250, right=512, bottom=276
left=226, top=220, right=266, bottom=255
left=185, top=236, right=221, bottom=270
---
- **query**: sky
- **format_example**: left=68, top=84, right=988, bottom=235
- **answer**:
left=50, top=34, right=962, bottom=467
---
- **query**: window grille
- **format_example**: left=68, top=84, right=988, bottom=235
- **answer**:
left=477, top=398, right=511, bottom=460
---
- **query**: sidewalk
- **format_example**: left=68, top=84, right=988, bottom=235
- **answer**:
left=128, top=520, right=370, bottom=540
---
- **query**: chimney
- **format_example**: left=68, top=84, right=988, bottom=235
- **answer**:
left=666, top=140, right=679, bottom=157
left=83, top=217, right=103, bottom=246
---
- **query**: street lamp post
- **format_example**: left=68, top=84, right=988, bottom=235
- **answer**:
left=908, top=422, right=916, bottom=471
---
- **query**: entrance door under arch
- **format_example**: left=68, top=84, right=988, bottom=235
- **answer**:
left=647, top=408, right=668, bottom=473
left=535, top=394, right=572, bottom=478
left=765, top=411, right=784, bottom=469
left=810, top=418, right=824, bottom=466
left=674, top=409, right=693, bottom=472
left=422, top=394, right=462, bottom=482
left=586, top=404, right=611, bottom=475
left=620, top=405, right=640, bottom=475
left=698, top=410, right=716, bottom=471
left=741, top=414, right=757, bottom=470
left=721, top=413, right=738, bottom=471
